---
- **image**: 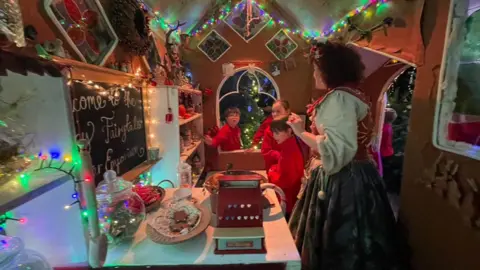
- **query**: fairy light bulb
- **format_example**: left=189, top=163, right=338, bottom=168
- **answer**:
left=64, top=205, right=71, bottom=210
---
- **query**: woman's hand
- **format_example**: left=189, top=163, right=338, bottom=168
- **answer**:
left=287, top=113, right=305, bottom=135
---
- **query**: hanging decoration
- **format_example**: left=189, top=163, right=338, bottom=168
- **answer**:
left=222, top=63, right=235, bottom=77
left=0, top=0, right=26, bottom=47
left=110, top=0, right=151, bottom=56
left=223, top=0, right=270, bottom=42
left=197, top=30, right=232, bottom=62
left=270, top=62, right=281, bottom=76
left=265, top=29, right=298, bottom=60
left=189, top=0, right=392, bottom=42
left=157, top=21, right=186, bottom=83
left=336, top=16, right=394, bottom=44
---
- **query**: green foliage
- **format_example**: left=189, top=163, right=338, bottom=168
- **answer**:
left=239, top=90, right=265, bottom=149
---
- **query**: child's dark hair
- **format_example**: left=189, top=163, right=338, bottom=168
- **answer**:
left=385, top=108, right=397, bottom=123
left=270, top=117, right=291, bottom=133
left=224, top=107, right=240, bottom=118
left=274, top=99, right=290, bottom=111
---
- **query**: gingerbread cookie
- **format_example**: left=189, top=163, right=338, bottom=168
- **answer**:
left=173, top=210, right=188, bottom=223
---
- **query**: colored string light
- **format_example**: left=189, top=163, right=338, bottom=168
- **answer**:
left=186, top=0, right=390, bottom=40
left=0, top=213, right=26, bottom=226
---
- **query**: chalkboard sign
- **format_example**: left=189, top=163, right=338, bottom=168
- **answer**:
left=70, top=81, right=147, bottom=184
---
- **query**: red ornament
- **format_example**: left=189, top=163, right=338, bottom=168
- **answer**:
left=165, top=108, right=173, bottom=124
left=164, top=78, right=174, bottom=85
left=150, top=80, right=157, bottom=87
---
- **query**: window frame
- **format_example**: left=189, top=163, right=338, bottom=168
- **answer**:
left=215, top=66, right=281, bottom=152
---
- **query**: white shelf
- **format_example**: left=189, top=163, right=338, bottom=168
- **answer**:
left=149, top=85, right=204, bottom=187
left=180, top=140, right=203, bottom=162
left=179, top=113, right=202, bottom=126
left=157, top=85, right=202, bottom=95
left=178, top=87, right=202, bottom=95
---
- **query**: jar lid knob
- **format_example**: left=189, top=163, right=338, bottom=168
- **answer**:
left=103, top=170, right=117, bottom=182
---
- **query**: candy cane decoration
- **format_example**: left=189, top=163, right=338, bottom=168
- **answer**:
left=261, top=183, right=287, bottom=214
left=245, top=0, right=260, bottom=39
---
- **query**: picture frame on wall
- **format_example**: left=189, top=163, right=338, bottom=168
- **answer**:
left=42, top=0, right=119, bottom=66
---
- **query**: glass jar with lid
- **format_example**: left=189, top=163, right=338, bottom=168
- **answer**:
left=96, top=170, right=146, bottom=244
left=0, top=235, right=52, bottom=270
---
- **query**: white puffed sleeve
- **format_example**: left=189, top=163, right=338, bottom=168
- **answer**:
left=314, top=90, right=368, bottom=175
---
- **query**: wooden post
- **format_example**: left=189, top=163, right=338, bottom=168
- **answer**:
left=76, top=139, right=107, bottom=268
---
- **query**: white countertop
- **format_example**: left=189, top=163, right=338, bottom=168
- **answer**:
left=105, top=186, right=301, bottom=269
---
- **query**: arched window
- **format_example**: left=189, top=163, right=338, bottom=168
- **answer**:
left=217, top=67, right=280, bottom=150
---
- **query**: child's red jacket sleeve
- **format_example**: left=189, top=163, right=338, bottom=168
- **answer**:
left=267, top=142, right=304, bottom=213
left=211, top=126, right=228, bottom=148
left=252, top=116, right=273, bottom=147
left=261, top=128, right=280, bottom=170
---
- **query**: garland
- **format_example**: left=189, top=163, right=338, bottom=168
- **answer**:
left=110, top=0, right=151, bottom=56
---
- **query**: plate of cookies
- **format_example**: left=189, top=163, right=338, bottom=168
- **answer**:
left=146, top=199, right=211, bottom=244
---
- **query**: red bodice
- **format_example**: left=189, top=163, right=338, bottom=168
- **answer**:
left=309, top=87, right=374, bottom=161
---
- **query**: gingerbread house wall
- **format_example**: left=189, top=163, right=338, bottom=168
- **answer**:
left=400, top=0, right=480, bottom=269
left=185, top=20, right=313, bottom=171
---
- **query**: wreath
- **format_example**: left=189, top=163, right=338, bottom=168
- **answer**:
left=110, top=0, right=151, bottom=56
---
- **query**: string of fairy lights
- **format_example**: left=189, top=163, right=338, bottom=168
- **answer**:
left=0, top=69, right=155, bottom=232
left=150, top=0, right=391, bottom=40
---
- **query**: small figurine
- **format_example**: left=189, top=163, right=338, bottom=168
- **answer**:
left=42, top=38, right=66, bottom=58
left=120, top=62, right=129, bottom=73
left=108, top=62, right=118, bottom=70
left=192, top=154, right=202, bottom=174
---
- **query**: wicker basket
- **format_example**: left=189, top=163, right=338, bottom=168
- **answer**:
left=146, top=201, right=211, bottom=245
left=144, top=180, right=175, bottom=213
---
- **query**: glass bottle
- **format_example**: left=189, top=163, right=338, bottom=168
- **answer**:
left=0, top=235, right=51, bottom=269
left=175, top=161, right=192, bottom=200
left=96, top=170, right=146, bottom=244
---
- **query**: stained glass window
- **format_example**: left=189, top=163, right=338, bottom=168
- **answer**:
left=223, top=0, right=271, bottom=42
left=266, top=30, right=298, bottom=60
left=197, top=30, right=231, bottom=62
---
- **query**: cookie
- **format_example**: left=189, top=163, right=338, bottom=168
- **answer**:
left=173, top=210, right=188, bottom=223
left=169, top=223, right=189, bottom=233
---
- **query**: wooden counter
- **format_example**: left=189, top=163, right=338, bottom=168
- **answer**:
left=105, top=188, right=301, bottom=270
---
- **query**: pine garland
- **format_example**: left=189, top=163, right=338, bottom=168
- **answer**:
left=110, top=0, right=152, bottom=56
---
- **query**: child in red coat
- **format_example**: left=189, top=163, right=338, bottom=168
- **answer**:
left=251, top=114, right=273, bottom=149
left=205, top=107, right=241, bottom=151
left=261, top=100, right=291, bottom=171
left=381, top=108, right=397, bottom=193
left=267, top=117, right=304, bottom=216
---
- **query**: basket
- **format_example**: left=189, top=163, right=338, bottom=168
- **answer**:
left=146, top=200, right=211, bottom=244
left=144, top=180, right=175, bottom=213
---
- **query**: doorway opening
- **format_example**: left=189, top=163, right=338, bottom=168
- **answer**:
left=380, top=66, right=416, bottom=213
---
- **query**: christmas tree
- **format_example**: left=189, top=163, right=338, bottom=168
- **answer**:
left=238, top=77, right=266, bottom=149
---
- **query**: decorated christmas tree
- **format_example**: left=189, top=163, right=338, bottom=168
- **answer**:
left=238, top=80, right=265, bottom=149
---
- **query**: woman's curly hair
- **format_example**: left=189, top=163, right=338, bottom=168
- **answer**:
left=311, top=41, right=365, bottom=89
